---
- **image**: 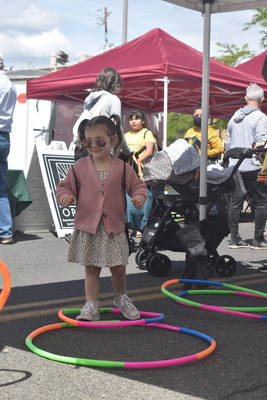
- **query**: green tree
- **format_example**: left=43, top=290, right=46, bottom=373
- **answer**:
left=167, top=112, right=192, bottom=145
left=213, top=8, right=267, bottom=66
left=214, top=42, right=255, bottom=66
left=243, top=8, right=267, bottom=49
left=211, top=119, right=228, bottom=130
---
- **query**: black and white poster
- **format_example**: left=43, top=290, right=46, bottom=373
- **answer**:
left=37, top=142, right=75, bottom=238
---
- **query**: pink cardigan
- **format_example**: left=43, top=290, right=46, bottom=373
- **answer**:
left=56, top=156, right=147, bottom=235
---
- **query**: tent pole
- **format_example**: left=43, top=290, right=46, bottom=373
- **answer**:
left=122, top=0, right=128, bottom=43
left=199, top=1, right=211, bottom=221
left=163, top=76, right=169, bottom=148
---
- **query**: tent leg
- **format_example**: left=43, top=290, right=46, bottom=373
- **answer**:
left=163, top=76, right=169, bottom=149
left=199, top=1, right=211, bottom=221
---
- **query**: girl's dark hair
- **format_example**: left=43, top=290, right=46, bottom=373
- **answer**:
left=78, top=114, right=123, bottom=154
left=128, top=110, right=147, bottom=127
left=95, top=67, right=122, bottom=94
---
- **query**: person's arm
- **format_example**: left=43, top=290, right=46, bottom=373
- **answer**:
left=254, top=115, right=267, bottom=147
left=56, top=168, right=77, bottom=206
left=208, top=133, right=224, bottom=158
left=138, top=141, right=154, bottom=163
left=125, top=164, right=147, bottom=203
left=0, top=81, right=17, bottom=132
left=184, top=128, right=193, bottom=139
left=109, top=96, right=131, bottom=156
left=110, top=95, right=121, bottom=118
left=224, top=123, right=231, bottom=152
left=138, top=130, right=155, bottom=163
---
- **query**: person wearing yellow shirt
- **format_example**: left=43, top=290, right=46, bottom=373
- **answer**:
left=184, top=107, right=224, bottom=161
left=124, top=111, right=157, bottom=237
left=124, top=111, right=157, bottom=176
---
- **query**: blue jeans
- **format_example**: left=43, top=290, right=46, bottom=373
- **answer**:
left=126, top=190, right=153, bottom=232
left=0, top=133, right=12, bottom=238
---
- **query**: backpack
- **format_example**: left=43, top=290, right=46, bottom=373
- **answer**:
left=72, top=93, right=109, bottom=143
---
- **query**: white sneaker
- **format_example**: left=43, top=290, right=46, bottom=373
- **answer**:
left=76, top=301, right=100, bottom=321
left=113, top=294, right=140, bottom=320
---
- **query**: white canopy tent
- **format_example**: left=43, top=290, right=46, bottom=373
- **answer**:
left=162, top=0, right=267, bottom=220
left=163, top=0, right=267, bottom=13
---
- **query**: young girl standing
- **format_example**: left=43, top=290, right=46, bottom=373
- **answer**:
left=56, top=115, right=147, bottom=321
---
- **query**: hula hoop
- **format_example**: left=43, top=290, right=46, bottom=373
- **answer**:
left=58, top=307, right=164, bottom=327
left=25, top=321, right=216, bottom=369
left=0, top=260, right=11, bottom=310
left=161, top=279, right=267, bottom=320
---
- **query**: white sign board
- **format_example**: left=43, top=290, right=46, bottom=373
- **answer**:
left=36, top=140, right=75, bottom=238
left=8, top=81, right=52, bottom=174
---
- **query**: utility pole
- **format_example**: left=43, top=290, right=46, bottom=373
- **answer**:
left=103, top=6, right=111, bottom=47
left=97, top=7, right=112, bottom=50
left=122, top=0, right=128, bottom=43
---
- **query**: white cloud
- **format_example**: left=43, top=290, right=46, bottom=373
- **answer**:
left=1, top=4, right=59, bottom=32
left=0, top=28, right=73, bottom=58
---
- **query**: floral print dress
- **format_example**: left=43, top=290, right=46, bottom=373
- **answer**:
left=68, top=170, right=129, bottom=267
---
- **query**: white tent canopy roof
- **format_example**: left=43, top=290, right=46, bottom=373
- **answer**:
left=162, top=0, right=267, bottom=13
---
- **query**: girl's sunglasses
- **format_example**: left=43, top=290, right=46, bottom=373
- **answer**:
left=82, top=138, right=108, bottom=148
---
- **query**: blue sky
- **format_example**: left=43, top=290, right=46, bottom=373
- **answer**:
left=0, top=0, right=262, bottom=70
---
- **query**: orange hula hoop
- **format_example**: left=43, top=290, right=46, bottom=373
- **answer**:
left=0, top=260, right=11, bottom=309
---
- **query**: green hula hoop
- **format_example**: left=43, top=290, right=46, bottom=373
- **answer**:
left=161, top=279, right=267, bottom=320
left=25, top=320, right=216, bottom=369
left=25, top=323, right=123, bottom=368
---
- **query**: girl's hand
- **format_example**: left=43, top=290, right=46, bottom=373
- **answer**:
left=131, top=196, right=145, bottom=209
left=61, top=194, right=76, bottom=207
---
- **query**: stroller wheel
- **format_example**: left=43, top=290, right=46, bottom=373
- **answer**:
left=135, top=249, right=149, bottom=270
left=215, top=255, right=236, bottom=277
left=147, top=253, right=171, bottom=277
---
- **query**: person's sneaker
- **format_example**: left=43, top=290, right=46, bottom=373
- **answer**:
left=250, top=239, right=267, bottom=250
left=228, top=238, right=248, bottom=248
left=135, top=231, right=143, bottom=238
left=76, top=301, right=100, bottom=321
left=0, top=237, right=14, bottom=244
left=258, top=266, right=267, bottom=272
left=113, top=294, right=140, bottom=320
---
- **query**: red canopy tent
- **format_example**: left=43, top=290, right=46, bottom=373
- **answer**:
left=236, top=50, right=267, bottom=80
left=27, top=28, right=267, bottom=119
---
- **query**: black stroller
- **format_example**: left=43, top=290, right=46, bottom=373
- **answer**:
left=135, top=146, right=263, bottom=279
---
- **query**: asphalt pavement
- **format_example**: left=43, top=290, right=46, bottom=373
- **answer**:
left=1, top=222, right=267, bottom=400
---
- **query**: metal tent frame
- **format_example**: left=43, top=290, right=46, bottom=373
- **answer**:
left=162, top=0, right=267, bottom=220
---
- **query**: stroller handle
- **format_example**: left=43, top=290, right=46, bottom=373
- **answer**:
left=134, top=145, right=147, bottom=159
left=222, top=147, right=267, bottom=169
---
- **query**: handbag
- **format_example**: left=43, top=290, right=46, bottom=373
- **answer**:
left=123, top=162, right=136, bottom=255
left=128, top=129, right=157, bottom=177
